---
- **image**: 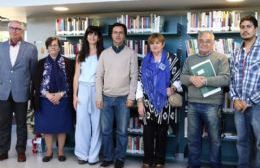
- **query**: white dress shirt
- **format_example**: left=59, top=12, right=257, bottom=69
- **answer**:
left=9, top=41, right=21, bottom=67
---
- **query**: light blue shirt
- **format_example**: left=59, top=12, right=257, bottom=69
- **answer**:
left=79, top=55, right=98, bottom=83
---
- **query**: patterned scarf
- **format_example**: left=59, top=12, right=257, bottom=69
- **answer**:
left=141, top=50, right=170, bottom=114
left=47, top=55, right=67, bottom=93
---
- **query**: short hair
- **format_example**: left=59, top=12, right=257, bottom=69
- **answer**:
left=45, top=37, right=62, bottom=49
left=110, top=23, right=127, bottom=37
left=198, top=31, right=215, bottom=41
left=148, top=33, right=165, bottom=45
left=240, top=15, right=258, bottom=28
left=8, top=20, right=25, bottom=30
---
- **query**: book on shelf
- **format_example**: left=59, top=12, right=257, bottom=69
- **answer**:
left=62, top=40, right=82, bottom=58
left=187, top=10, right=258, bottom=33
left=222, top=132, right=237, bottom=140
left=117, top=14, right=164, bottom=33
left=191, top=59, right=221, bottom=97
left=126, top=39, right=148, bottom=58
left=127, top=136, right=144, bottom=154
left=186, top=38, right=240, bottom=57
left=223, top=92, right=234, bottom=113
left=56, top=17, right=100, bottom=36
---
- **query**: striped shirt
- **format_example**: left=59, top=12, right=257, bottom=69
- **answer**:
left=230, top=36, right=260, bottom=105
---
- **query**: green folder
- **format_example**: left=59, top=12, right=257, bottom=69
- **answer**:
left=191, top=59, right=221, bottom=97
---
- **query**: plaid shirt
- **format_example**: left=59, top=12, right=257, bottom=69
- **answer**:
left=230, top=36, right=260, bottom=105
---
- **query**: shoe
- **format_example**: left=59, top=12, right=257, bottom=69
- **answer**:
left=42, top=153, right=53, bottom=162
left=17, top=152, right=26, bottom=162
left=89, top=161, right=99, bottom=165
left=114, top=160, right=124, bottom=168
left=0, top=153, right=8, bottom=161
left=100, top=160, right=113, bottom=167
left=155, top=164, right=164, bottom=168
left=141, top=163, right=150, bottom=168
left=58, top=155, right=66, bottom=162
left=78, top=159, right=88, bottom=164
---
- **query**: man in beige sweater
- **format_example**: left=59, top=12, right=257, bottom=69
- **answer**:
left=96, top=23, right=138, bottom=168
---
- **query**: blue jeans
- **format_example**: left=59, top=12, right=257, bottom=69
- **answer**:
left=235, top=104, right=260, bottom=168
left=187, top=102, right=221, bottom=168
left=101, top=95, right=130, bottom=162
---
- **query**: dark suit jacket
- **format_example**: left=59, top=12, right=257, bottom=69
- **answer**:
left=0, top=40, right=38, bottom=102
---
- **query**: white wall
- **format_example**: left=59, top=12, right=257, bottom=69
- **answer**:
left=27, top=16, right=56, bottom=59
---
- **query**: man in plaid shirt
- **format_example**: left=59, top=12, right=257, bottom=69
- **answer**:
left=230, top=15, right=260, bottom=168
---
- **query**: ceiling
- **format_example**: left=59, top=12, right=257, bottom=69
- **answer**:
left=0, top=0, right=260, bottom=22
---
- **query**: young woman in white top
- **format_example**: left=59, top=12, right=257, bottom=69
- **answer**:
left=73, top=26, right=104, bottom=165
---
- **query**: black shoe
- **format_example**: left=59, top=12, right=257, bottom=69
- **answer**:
left=42, top=153, right=53, bottom=162
left=100, top=160, right=113, bottom=167
left=78, top=159, right=88, bottom=164
left=58, top=155, right=66, bottom=162
left=17, top=152, right=26, bottom=162
left=114, top=160, right=124, bottom=168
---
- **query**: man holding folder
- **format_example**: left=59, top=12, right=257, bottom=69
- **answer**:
left=180, top=31, right=230, bottom=168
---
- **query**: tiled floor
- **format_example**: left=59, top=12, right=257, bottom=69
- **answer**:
left=0, top=125, right=188, bottom=168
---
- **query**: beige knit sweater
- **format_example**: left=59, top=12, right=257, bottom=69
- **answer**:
left=96, top=46, right=138, bottom=101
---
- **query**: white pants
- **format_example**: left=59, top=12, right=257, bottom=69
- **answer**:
left=74, top=82, right=101, bottom=163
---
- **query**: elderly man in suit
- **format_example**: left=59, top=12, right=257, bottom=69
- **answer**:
left=0, top=20, right=38, bottom=162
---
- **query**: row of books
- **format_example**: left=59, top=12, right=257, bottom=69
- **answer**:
left=127, top=136, right=144, bottom=154
left=117, top=14, right=164, bottom=33
left=186, top=38, right=240, bottom=57
left=62, top=40, right=82, bottom=58
left=128, top=117, right=143, bottom=133
left=126, top=40, right=148, bottom=58
left=223, top=92, right=234, bottom=113
left=187, top=11, right=257, bottom=33
left=55, top=17, right=100, bottom=35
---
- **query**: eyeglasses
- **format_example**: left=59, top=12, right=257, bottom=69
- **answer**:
left=198, top=39, right=213, bottom=45
left=112, top=31, right=124, bottom=35
left=48, top=45, right=59, bottom=48
left=9, top=26, right=23, bottom=32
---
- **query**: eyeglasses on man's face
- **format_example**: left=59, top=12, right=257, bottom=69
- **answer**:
left=9, top=26, right=23, bottom=32
left=48, top=45, right=59, bottom=49
left=198, top=39, right=213, bottom=45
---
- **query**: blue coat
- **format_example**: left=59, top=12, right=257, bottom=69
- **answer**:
left=0, top=40, right=38, bottom=102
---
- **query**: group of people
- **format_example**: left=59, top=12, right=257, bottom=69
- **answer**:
left=0, top=15, right=259, bottom=168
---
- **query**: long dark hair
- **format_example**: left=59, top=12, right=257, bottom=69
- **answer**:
left=78, top=26, right=104, bottom=62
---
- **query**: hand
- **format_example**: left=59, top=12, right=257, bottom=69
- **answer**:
left=96, top=100, right=103, bottom=109
left=137, top=101, right=145, bottom=117
left=234, top=99, right=248, bottom=112
left=167, top=87, right=174, bottom=96
left=126, top=99, right=134, bottom=108
left=190, top=76, right=206, bottom=88
left=73, top=96, right=78, bottom=110
left=52, top=92, right=63, bottom=105
left=46, top=93, right=58, bottom=105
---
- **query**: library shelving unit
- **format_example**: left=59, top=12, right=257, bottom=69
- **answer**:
left=183, top=10, right=258, bottom=166
left=55, top=13, right=185, bottom=161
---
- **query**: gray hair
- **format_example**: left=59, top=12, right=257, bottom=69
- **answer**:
left=8, top=20, right=25, bottom=30
left=197, top=31, right=215, bottom=41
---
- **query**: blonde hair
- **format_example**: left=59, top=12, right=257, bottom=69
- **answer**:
left=148, top=33, right=165, bottom=45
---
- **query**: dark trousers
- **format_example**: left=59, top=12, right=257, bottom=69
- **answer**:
left=0, top=95, right=28, bottom=154
left=143, top=119, right=168, bottom=165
